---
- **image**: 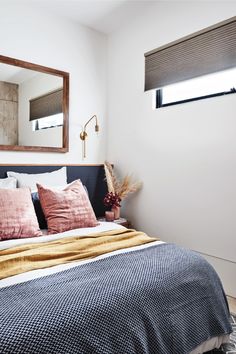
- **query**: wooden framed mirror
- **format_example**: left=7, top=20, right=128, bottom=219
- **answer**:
left=0, top=55, right=69, bottom=153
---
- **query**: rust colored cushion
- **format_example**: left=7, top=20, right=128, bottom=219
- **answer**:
left=0, top=188, right=42, bottom=241
left=37, top=180, right=98, bottom=234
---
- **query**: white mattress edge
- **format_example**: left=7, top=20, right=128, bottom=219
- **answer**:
left=190, top=334, right=230, bottom=354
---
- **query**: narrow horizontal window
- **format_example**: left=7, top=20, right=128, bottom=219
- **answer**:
left=156, top=68, right=236, bottom=108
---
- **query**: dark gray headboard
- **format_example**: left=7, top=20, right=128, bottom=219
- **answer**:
left=0, top=165, right=108, bottom=217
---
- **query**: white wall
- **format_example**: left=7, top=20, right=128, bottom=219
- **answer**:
left=0, top=2, right=107, bottom=163
left=107, top=2, right=236, bottom=296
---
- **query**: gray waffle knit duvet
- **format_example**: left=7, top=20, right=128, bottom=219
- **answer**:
left=0, top=243, right=232, bottom=354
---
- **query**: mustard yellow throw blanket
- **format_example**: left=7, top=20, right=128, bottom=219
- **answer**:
left=0, top=229, right=158, bottom=280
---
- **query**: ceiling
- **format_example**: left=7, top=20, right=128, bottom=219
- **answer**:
left=5, top=0, right=156, bottom=34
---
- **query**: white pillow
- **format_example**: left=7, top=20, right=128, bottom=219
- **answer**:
left=37, top=181, right=89, bottom=195
left=0, top=177, right=17, bottom=189
left=7, top=167, right=67, bottom=191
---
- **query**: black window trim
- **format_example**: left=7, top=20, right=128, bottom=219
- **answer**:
left=156, top=87, right=236, bottom=109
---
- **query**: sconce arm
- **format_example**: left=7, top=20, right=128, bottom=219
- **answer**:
left=84, top=115, right=99, bottom=132
left=80, top=115, right=99, bottom=141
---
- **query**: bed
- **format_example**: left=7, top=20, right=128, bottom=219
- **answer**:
left=0, top=165, right=232, bottom=354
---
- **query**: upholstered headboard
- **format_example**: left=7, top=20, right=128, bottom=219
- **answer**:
left=0, top=165, right=108, bottom=217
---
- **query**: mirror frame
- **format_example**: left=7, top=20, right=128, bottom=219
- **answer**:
left=0, top=55, right=69, bottom=153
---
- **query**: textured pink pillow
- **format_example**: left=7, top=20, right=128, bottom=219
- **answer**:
left=37, top=180, right=98, bottom=234
left=0, top=188, right=42, bottom=240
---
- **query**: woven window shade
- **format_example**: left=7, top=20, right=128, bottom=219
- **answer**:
left=144, top=16, right=236, bottom=91
left=30, top=88, right=63, bottom=121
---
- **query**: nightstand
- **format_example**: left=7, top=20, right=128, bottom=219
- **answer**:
left=98, top=217, right=131, bottom=228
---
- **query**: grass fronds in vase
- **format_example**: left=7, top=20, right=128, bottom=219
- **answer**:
left=103, top=161, right=142, bottom=208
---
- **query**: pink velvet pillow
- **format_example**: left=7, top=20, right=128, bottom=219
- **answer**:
left=0, top=188, right=42, bottom=240
left=37, top=180, right=98, bottom=234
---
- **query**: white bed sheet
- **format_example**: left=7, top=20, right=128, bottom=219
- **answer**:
left=0, top=221, right=125, bottom=251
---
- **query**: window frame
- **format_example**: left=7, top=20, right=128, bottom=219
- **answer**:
left=156, top=87, right=236, bottom=109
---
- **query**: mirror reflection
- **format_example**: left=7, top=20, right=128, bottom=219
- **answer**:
left=0, top=63, right=63, bottom=148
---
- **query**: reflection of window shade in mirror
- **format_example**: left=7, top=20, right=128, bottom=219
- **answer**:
left=29, top=88, right=63, bottom=121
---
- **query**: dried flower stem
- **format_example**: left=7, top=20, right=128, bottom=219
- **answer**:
left=104, top=161, right=141, bottom=202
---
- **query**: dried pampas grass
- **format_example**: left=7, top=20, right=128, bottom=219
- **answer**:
left=104, top=161, right=142, bottom=200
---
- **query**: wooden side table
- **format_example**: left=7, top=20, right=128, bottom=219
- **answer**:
left=98, top=217, right=131, bottom=228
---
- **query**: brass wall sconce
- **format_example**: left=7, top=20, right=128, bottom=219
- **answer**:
left=80, top=115, right=99, bottom=158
